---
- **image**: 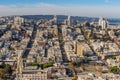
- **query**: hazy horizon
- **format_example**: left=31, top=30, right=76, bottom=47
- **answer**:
left=0, top=0, right=120, bottom=18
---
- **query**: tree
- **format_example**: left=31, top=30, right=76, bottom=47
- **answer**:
left=43, top=64, right=48, bottom=68
left=1, top=62, right=6, bottom=68
left=42, top=62, right=54, bottom=69
left=0, top=63, right=12, bottom=76
left=60, top=40, right=65, bottom=45
left=0, top=68, right=7, bottom=78
left=32, top=62, right=39, bottom=66
left=85, top=22, right=90, bottom=27
left=108, top=56, right=116, bottom=59
left=78, top=39, right=84, bottom=43
left=4, top=64, right=12, bottom=75
left=110, top=66, right=120, bottom=73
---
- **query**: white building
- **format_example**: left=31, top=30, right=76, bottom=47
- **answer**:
left=67, top=16, right=71, bottom=26
left=98, top=17, right=108, bottom=29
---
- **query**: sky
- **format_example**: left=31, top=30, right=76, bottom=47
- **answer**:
left=0, top=0, right=120, bottom=18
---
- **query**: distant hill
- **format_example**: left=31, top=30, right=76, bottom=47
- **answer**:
left=20, top=15, right=99, bottom=23
left=8, top=15, right=120, bottom=25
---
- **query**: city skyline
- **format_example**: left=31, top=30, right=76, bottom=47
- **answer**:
left=0, top=4, right=120, bottom=79
left=0, top=0, right=120, bottom=18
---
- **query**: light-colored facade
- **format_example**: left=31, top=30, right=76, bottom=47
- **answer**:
left=98, top=17, right=108, bottom=29
left=76, top=42, right=84, bottom=57
left=14, top=16, right=24, bottom=25
left=21, top=71, right=47, bottom=80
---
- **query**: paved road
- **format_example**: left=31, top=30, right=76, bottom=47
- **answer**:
left=57, top=25, right=68, bottom=63
left=22, top=25, right=37, bottom=58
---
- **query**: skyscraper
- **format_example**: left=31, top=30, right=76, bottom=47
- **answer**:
left=98, top=17, right=108, bottom=29
left=53, top=15, right=57, bottom=24
left=67, top=16, right=71, bottom=27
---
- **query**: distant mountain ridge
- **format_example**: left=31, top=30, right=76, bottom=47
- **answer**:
left=21, top=15, right=99, bottom=22
left=1, top=15, right=120, bottom=24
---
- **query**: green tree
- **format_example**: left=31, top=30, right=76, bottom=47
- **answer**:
left=110, top=66, right=120, bottom=73
left=43, top=64, right=48, bottom=68
left=1, top=62, right=6, bottom=68
left=85, top=22, right=90, bottom=27
left=61, top=40, right=65, bottom=45
left=4, top=64, right=12, bottom=75
left=42, top=62, right=54, bottom=69
left=0, top=63, right=12, bottom=75
left=32, top=62, right=39, bottom=66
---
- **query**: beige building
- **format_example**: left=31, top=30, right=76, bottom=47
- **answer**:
left=53, top=27, right=58, bottom=36
left=61, top=25, right=67, bottom=37
left=17, top=70, right=47, bottom=80
left=76, top=42, right=84, bottom=57
left=14, top=16, right=24, bottom=25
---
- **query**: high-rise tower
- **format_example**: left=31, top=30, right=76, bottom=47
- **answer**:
left=53, top=15, right=57, bottom=24
left=67, top=16, right=71, bottom=27
left=98, top=17, right=108, bottom=29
